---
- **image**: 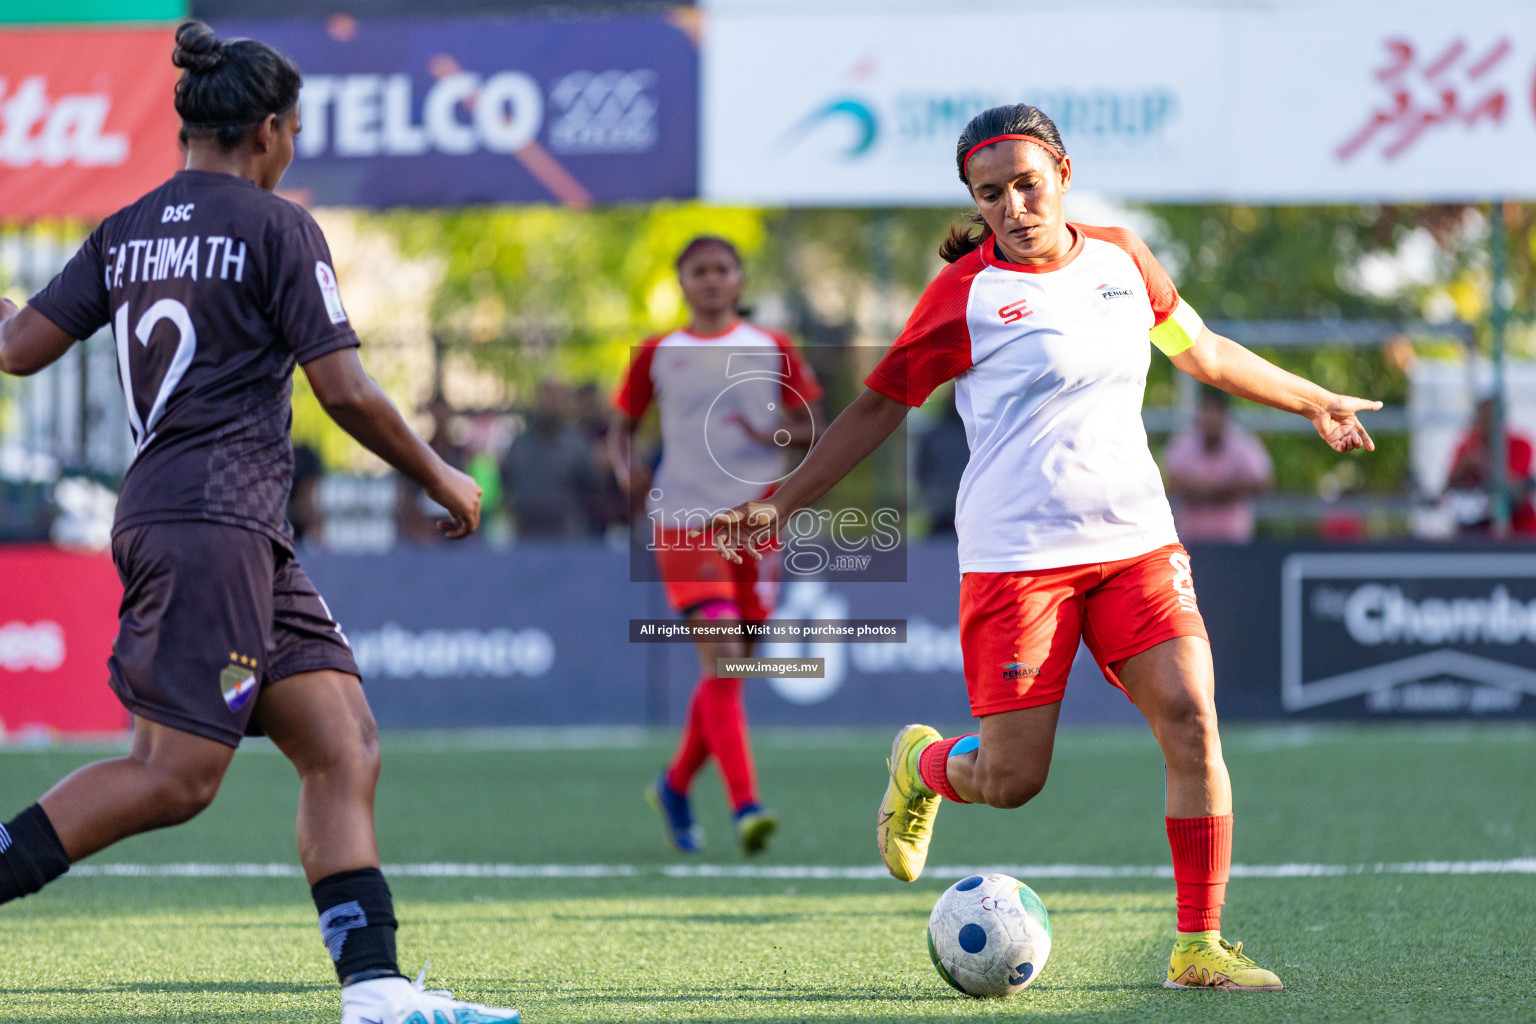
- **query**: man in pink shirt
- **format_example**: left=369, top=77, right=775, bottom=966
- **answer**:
left=1164, top=389, right=1274, bottom=542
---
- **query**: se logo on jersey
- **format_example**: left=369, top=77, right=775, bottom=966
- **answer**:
left=998, top=299, right=1033, bottom=323
left=315, top=261, right=348, bottom=325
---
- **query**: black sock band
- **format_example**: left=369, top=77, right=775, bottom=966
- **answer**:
left=311, top=866, right=401, bottom=986
left=0, top=804, right=72, bottom=906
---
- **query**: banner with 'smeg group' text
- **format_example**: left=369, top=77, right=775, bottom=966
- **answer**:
left=703, top=4, right=1536, bottom=205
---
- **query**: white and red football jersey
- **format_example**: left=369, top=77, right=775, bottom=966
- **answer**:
left=867, top=223, right=1206, bottom=573
left=613, top=320, right=822, bottom=523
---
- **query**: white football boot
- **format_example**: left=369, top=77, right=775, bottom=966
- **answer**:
left=340, top=965, right=520, bottom=1024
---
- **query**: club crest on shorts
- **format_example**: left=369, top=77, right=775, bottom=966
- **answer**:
left=219, top=653, right=259, bottom=711
left=1003, top=662, right=1040, bottom=682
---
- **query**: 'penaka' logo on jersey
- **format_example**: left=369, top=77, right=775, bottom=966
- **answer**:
left=998, top=299, right=1034, bottom=323
left=0, top=76, right=129, bottom=168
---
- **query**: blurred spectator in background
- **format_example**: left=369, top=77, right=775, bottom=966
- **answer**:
left=397, top=393, right=467, bottom=544
left=573, top=382, right=628, bottom=538
left=916, top=391, right=968, bottom=536
left=288, top=441, right=324, bottom=546
left=1163, top=388, right=1273, bottom=543
left=501, top=381, right=597, bottom=539
left=463, top=414, right=505, bottom=531
left=1446, top=394, right=1536, bottom=536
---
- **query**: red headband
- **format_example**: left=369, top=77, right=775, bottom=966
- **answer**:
left=962, top=134, right=1064, bottom=178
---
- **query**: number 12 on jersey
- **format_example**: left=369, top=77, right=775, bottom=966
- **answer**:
left=113, top=298, right=197, bottom=453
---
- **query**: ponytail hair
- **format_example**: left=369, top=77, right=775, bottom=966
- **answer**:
left=939, top=103, right=1067, bottom=263
left=173, top=20, right=302, bottom=149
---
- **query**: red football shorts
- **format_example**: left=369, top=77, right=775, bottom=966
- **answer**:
left=653, top=530, right=779, bottom=622
left=959, top=543, right=1208, bottom=717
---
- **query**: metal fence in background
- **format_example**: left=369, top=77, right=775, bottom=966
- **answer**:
left=0, top=226, right=134, bottom=541
left=0, top=217, right=1494, bottom=544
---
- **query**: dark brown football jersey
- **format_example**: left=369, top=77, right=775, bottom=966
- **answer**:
left=31, top=170, right=361, bottom=551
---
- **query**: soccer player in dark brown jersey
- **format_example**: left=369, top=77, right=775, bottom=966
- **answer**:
left=0, top=22, right=518, bottom=1024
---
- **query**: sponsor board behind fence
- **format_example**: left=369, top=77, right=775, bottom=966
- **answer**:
left=703, top=5, right=1536, bottom=205
left=1281, top=553, right=1536, bottom=717
left=301, top=541, right=1536, bottom=729
left=215, top=16, right=698, bottom=207
left=3, top=541, right=1530, bottom=736
left=0, top=546, right=126, bottom=735
left=0, top=27, right=181, bottom=219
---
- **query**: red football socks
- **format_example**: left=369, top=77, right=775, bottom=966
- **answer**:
left=1165, top=813, right=1233, bottom=933
left=665, top=675, right=759, bottom=812
left=917, top=735, right=975, bottom=804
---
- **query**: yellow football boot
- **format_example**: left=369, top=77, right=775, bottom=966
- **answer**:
left=876, top=724, right=942, bottom=882
left=1165, top=932, right=1283, bottom=991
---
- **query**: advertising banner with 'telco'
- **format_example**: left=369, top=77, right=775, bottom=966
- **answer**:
left=702, top=4, right=1536, bottom=206
left=216, top=16, right=699, bottom=208
left=0, top=27, right=182, bottom=220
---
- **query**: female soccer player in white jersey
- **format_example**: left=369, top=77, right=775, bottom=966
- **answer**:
left=704, top=104, right=1382, bottom=991
left=0, top=22, right=517, bottom=1024
left=610, top=236, right=822, bottom=856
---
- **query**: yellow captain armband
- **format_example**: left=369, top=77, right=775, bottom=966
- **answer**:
left=1149, top=298, right=1204, bottom=357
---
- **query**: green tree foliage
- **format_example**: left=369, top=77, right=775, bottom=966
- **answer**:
left=378, top=201, right=771, bottom=396
left=1145, top=204, right=1422, bottom=498
left=343, top=199, right=1527, bottom=525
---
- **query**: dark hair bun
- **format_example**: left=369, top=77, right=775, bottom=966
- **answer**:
left=172, top=20, right=224, bottom=74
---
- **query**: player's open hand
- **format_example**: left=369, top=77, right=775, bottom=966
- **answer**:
left=692, top=500, right=780, bottom=564
left=1311, top=394, right=1382, bottom=453
left=429, top=466, right=482, bottom=540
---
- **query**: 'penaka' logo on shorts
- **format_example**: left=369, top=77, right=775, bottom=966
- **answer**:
left=0, top=77, right=130, bottom=168
left=0, top=621, right=67, bottom=673
left=1002, top=661, right=1040, bottom=682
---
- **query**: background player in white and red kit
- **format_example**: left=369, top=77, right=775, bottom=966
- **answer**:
left=705, top=105, right=1381, bottom=990
left=610, top=237, right=822, bottom=855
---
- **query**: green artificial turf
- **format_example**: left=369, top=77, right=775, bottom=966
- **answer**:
left=0, top=724, right=1532, bottom=1023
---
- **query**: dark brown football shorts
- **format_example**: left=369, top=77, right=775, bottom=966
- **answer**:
left=108, top=521, right=360, bottom=747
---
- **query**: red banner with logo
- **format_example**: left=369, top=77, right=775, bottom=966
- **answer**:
left=0, top=546, right=126, bottom=736
left=0, top=27, right=181, bottom=221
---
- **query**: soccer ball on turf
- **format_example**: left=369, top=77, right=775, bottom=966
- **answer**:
left=926, top=873, right=1052, bottom=997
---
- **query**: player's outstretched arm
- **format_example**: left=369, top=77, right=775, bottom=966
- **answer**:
left=702, top=388, right=909, bottom=563
left=0, top=299, right=77, bottom=377
left=1170, top=327, right=1382, bottom=453
left=302, top=347, right=481, bottom=539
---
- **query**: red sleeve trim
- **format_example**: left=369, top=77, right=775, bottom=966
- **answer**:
left=611, top=335, right=663, bottom=418
left=1075, top=223, right=1180, bottom=325
left=865, top=253, right=980, bottom=407
left=766, top=330, right=824, bottom=407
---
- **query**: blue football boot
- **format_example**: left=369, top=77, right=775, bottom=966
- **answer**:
left=646, top=774, right=703, bottom=853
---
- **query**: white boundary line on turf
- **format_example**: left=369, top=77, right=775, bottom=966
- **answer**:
left=64, top=859, right=1536, bottom=880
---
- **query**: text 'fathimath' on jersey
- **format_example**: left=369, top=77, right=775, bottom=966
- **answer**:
left=30, top=170, right=361, bottom=551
